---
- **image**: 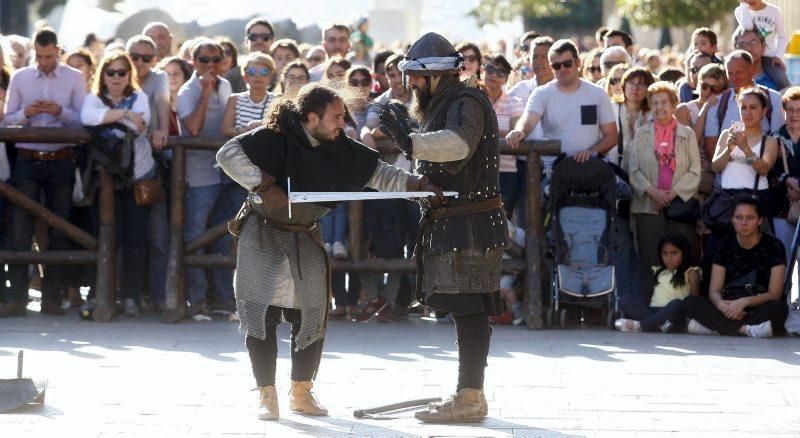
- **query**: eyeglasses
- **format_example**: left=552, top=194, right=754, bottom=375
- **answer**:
left=285, top=74, right=308, bottom=82
left=129, top=53, right=154, bottom=63
left=784, top=108, right=800, bottom=116
left=483, top=64, right=509, bottom=78
left=625, top=81, right=647, bottom=90
left=603, top=60, right=623, bottom=69
left=349, top=78, right=372, bottom=87
left=105, top=69, right=129, bottom=77
left=587, top=66, right=601, bottom=74
left=550, top=59, right=575, bottom=71
left=307, top=56, right=325, bottom=63
left=519, top=44, right=530, bottom=53
left=197, top=56, right=222, bottom=64
left=700, top=82, right=722, bottom=94
left=735, top=39, right=762, bottom=49
left=608, top=77, right=621, bottom=86
left=463, top=54, right=479, bottom=63
left=247, top=33, right=273, bottom=42
left=246, top=66, right=271, bottom=77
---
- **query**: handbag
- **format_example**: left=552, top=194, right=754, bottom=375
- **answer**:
left=720, top=269, right=765, bottom=300
left=665, top=197, right=700, bottom=224
left=701, top=135, right=766, bottom=229
left=133, top=177, right=165, bottom=207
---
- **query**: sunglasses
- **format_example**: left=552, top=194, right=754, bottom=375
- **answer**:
left=307, top=56, right=325, bottom=63
left=105, top=69, right=129, bottom=77
left=603, top=60, right=623, bottom=69
left=550, top=59, right=575, bottom=71
left=246, top=66, right=271, bottom=77
left=608, top=77, right=621, bottom=86
left=247, top=33, right=273, bottom=42
left=700, top=82, right=722, bottom=94
left=463, top=54, right=479, bottom=63
left=349, top=78, right=372, bottom=87
left=587, top=66, right=601, bottom=74
left=483, top=64, right=509, bottom=78
left=129, top=53, right=154, bottom=63
left=197, top=56, right=222, bottom=64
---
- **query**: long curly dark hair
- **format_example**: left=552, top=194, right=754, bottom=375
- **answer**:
left=265, top=83, right=345, bottom=133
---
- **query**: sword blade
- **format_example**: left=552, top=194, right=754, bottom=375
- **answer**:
left=288, top=191, right=459, bottom=203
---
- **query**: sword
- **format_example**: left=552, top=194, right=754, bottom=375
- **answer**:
left=251, top=178, right=458, bottom=218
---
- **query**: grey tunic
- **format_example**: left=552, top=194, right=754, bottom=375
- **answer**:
left=217, top=129, right=410, bottom=348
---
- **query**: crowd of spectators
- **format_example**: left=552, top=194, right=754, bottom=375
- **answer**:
left=0, top=1, right=797, bottom=337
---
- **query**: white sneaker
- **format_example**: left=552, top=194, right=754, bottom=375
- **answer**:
left=687, top=319, right=718, bottom=335
left=614, top=318, right=641, bottom=332
left=323, top=243, right=332, bottom=257
left=745, top=320, right=773, bottom=338
left=123, top=298, right=140, bottom=317
left=332, top=241, right=348, bottom=259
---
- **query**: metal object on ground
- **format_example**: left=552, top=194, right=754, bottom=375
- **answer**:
left=353, top=397, right=442, bottom=420
left=0, top=351, right=48, bottom=413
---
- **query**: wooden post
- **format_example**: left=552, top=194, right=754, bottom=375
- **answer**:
left=185, top=223, right=228, bottom=254
left=348, top=201, right=364, bottom=261
left=93, top=169, right=116, bottom=322
left=165, top=145, right=187, bottom=323
left=523, top=149, right=545, bottom=329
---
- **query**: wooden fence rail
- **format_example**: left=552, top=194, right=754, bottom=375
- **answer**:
left=0, top=127, right=559, bottom=328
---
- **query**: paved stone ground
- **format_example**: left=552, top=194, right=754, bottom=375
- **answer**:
left=1, top=309, right=800, bottom=438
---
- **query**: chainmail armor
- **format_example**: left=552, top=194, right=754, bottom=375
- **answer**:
left=235, top=195, right=330, bottom=350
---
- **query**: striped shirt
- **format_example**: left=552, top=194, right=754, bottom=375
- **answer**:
left=233, top=92, right=274, bottom=129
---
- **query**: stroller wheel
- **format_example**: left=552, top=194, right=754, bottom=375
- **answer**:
left=559, top=309, right=568, bottom=329
left=606, top=309, right=618, bottom=330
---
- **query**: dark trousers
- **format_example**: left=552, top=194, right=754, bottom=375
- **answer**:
left=246, top=306, right=324, bottom=387
left=114, top=188, right=150, bottom=301
left=453, top=313, right=491, bottom=391
left=6, top=157, right=74, bottom=304
left=683, top=295, right=788, bottom=336
left=622, top=297, right=686, bottom=332
left=332, top=272, right=360, bottom=307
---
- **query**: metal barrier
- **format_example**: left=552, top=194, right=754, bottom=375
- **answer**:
left=0, top=127, right=559, bottom=328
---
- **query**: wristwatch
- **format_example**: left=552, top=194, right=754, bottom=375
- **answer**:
left=744, top=155, right=757, bottom=165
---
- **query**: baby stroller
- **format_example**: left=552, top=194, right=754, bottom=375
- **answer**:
left=546, top=156, right=619, bottom=328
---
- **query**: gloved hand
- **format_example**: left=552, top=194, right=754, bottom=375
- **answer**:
left=253, top=172, right=288, bottom=209
left=406, top=175, right=446, bottom=208
left=379, top=101, right=413, bottom=157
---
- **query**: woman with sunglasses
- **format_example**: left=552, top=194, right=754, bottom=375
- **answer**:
left=80, top=51, right=155, bottom=316
left=455, top=41, right=482, bottom=81
left=676, top=64, right=728, bottom=198
left=604, top=63, right=629, bottom=104
left=221, top=52, right=276, bottom=137
left=581, top=48, right=603, bottom=83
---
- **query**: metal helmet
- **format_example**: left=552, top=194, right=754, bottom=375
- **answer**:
left=398, top=32, right=464, bottom=77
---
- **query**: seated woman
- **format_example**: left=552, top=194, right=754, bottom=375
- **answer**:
left=627, top=81, right=701, bottom=269
left=684, top=197, right=789, bottom=337
left=615, top=233, right=700, bottom=333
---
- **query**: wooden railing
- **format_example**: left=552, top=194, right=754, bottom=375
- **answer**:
left=0, top=127, right=559, bottom=328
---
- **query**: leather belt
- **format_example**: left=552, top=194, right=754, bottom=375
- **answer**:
left=18, top=147, right=75, bottom=161
left=426, top=196, right=504, bottom=221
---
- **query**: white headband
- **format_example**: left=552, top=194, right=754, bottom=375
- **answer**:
left=397, top=55, right=464, bottom=73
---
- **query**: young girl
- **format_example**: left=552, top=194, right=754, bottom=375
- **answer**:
left=615, top=233, right=701, bottom=332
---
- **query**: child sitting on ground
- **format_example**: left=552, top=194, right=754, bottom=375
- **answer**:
left=615, top=233, right=701, bottom=333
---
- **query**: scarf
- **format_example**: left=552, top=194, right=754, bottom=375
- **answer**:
left=654, top=118, right=677, bottom=190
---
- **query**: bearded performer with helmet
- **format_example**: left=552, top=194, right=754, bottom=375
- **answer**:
left=379, top=32, right=508, bottom=423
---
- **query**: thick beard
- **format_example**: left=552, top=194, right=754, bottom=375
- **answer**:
left=409, top=87, right=432, bottom=123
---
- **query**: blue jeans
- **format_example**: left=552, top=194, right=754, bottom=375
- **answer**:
left=115, top=188, right=150, bottom=301
left=6, top=156, right=74, bottom=304
left=321, top=203, right=348, bottom=244
left=184, top=182, right=246, bottom=306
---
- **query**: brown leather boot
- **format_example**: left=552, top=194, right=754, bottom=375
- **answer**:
left=0, top=301, right=27, bottom=317
left=257, top=386, right=279, bottom=421
left=414, top=388, right=488, bottom=423
left=289, top=380, right=328, bottom=416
